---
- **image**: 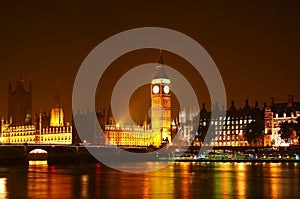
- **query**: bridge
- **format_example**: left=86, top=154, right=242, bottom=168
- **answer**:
left=0, top=144, right=168, bottom=165
left=3, top=144, right=298, bottom=166
left=0, top=144, right=117, bottom=165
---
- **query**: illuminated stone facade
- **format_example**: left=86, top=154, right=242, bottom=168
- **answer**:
left=39, top=126, right=72, bottom=144
left=0, top=118, right=72, bottom=145
left=264, top=95, right=300, bottom=146
left=196, top=100, right=263, bottom=146
left=0, top=89, right=72, bottom=145
left=50, top=89, right=64, bottom=127
left=104, top=52, right=172, bottom=147
left=0, top=120, right=36, bottom=144
left=150, top=52, right=171, bottom=146
left=104, top=124, right=154, bottom=146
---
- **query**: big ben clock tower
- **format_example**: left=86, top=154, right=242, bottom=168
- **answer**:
left=151, top=50, right=171, bottom=147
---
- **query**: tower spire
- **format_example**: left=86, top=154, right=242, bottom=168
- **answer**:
left=151, top=49, right=171, bottom=146
left=152, top=49, right=169, bottom=80
left=50, top=81, right=64, bottom=127
left=19, top=62, right=24, bottom=81
left=158, top=48, right=164, bottom=65
left=19, top=69, right=22, bottom=81
left=56, top=81, right=59, bottom=96
left=54, top=81, right=61, bottom=106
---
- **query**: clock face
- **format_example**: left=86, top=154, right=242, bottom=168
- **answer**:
left=163, top=85, right=170, bottom=94
left=152, top=85, right=159, bottom=94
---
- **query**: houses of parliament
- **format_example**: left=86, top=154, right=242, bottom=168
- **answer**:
left=1, top=75, right=72, bottom=145
left=0, top=53, right=175, bottom=147
left=1, top=52, right=299, bottom=147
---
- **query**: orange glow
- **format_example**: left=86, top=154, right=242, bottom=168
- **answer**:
left=0, top=178, right=8, bottom=199
left=214, top=163, right=233, bottom=199
left=50, top=107, right=64, bottom=127
left=104, top=124, right=155, bottom=146
left=178, top=163, right=191, bottom=198
left=81, top=175, right=89, bottom=198
left=28, top=160, right=48, bottom=165
left=0, top=124, right=72, bottom=145
left=269, top=163, right=280, bottom=199
left=144, top=164, right=175, bottom=198
left=27, top=164, right=73, bottom=198
left=29, top=149, right=48, bottom=154
left=236, top=163, right=247, bottom=199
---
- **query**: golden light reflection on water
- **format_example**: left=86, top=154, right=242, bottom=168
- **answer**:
left=0, top=162, right=299, bottom=198
left=178, top=163, right=192, bottom=198
left=236, top=163, right=246, bottom=199
left=143, top=163, right=176, bottom=199
left=28, top=160, right=48, bottom=166
left=27, top=163, right=73, bottom=198
left=81, top=175, right=89, bottom=198
left=269, top=163, right=280, bottom=199
left=0, top=178, right=7, bottom=199
left=213, top=163, right=232, bottom=199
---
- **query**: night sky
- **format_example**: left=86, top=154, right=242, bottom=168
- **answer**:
left=1, top=1, right=300, bottom=122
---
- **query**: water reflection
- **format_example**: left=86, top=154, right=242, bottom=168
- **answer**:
left=28, top=160, right=48, bottom=166
left=269, top=163, right=280, bottom=199
left=235, top=163, right=246, bottom=199
left=144, top=164, right=175, bottom=198
left=0, top=178, right=7, bottom=199
left=177, top=163, right=191, bottom=198
left=27, top=162, right=73, bottom=198
left=81, top=175, right=88, bottom=198
left=0, top=162, right=299, bottom=198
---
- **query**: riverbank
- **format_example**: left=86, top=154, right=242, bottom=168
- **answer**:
left=173, top=159, right=300, bottom=163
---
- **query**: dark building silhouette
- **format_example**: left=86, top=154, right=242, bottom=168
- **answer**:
left=195, top=99, right=265, bottom=146
left=8, top=76, right=32, bottom=125
left=268, top=95, right=300, bottom=115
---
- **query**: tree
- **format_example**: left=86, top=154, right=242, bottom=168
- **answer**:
left=280, top=122, right=295, bottom=141
left=244, top=120, right=264, bottom=146
left=279, top=117, right=300, bottom=143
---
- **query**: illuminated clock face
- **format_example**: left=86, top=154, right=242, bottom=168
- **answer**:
left=163, top=85, right=170, bottom=94
left=152, top=85, right=159, bottom=94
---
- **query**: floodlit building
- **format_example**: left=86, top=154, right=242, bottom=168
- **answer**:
left=105, top=124, right=154, bottom=146
left=0, top=86, right=72, bottom=145
left=196, top=100, right=264, bottom=146
left=50, top=87, right=64, bottom=127
left=150, top=52, right=172, bottom=146
left=264, top=95, right=300, bottom=146
left=103, top=51, right=173, bottom=147
left=0, top=117, right=72, bottom=145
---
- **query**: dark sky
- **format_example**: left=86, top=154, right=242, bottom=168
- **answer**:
left=1, top=1, right=300, bottom=122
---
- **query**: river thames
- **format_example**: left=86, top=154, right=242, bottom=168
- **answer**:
left=0, top=161, right=299, bottom=198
